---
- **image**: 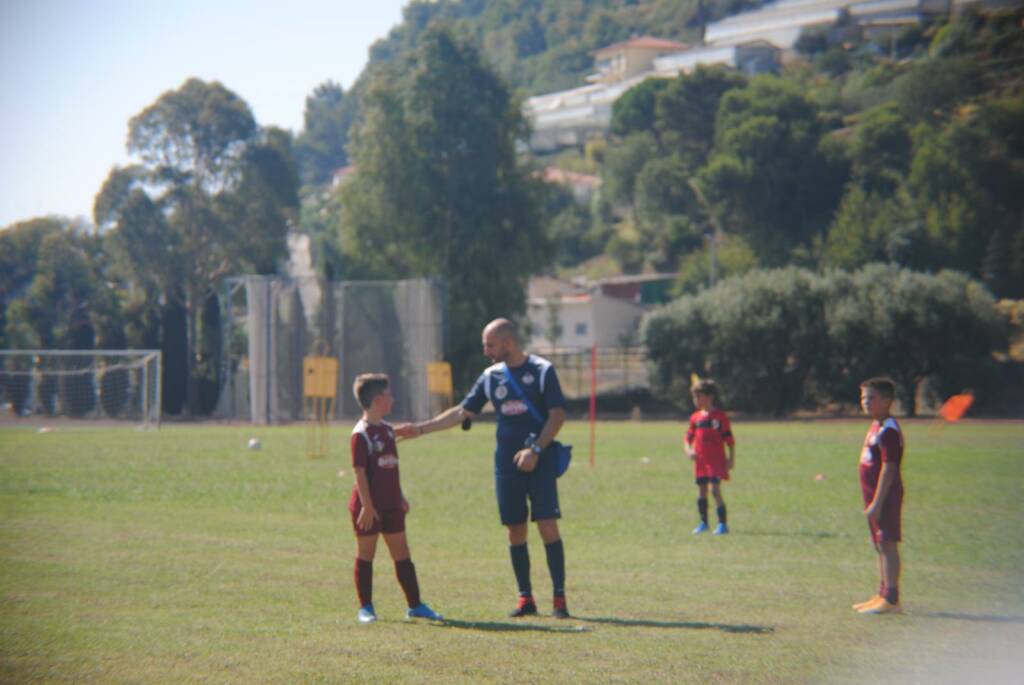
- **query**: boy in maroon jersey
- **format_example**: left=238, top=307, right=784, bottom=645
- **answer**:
left=852, top=377, right=905, bottom=615
left=684, top=379, right=736, bottom=535
left=349, top=373, right=442, bottom=623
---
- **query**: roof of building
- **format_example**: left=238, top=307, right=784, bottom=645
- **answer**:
left=592, top=36, right=689, bottom=56
left=542, top=167, right=603, bottom=188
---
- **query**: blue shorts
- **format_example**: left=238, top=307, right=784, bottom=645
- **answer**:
left=494, top=448, right=560, bottom=525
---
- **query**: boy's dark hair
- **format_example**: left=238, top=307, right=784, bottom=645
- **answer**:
left=691, top=379, right=719, bottom=402
left=860, top=376, right=896, bottom=399
left=353, top=373, right=390, bottom=409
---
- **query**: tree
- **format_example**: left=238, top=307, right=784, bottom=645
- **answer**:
left=654, top=65, right=746, bottom=168
left=338, top=27, right=548, bottom=389
left=824, top=185, right=919, bottom=269
left=0, top=217, right=65, bottom=347
left=611, top=77, right=670, bottom=137
left=294, top=81, right=357, bottom=185
left=644, top=264, right=1007, bottom=415
left=644, top=267, right=830, bottom=414
left=95, top=78, right=297, bottom=414
left=699, top=75, right=848, bottom=264
left=848, top=102, right=912, bottom=195
left=822, top=265, right=1006, bottom=415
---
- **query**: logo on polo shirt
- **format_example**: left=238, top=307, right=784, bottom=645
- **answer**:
left=495, top=384, right=508, bottom=400
left=501, top=400, right=527, bottom=416
left=522, top=372, right=535, bottom=385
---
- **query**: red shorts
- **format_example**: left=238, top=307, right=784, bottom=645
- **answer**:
left=867, top=493, right=902, bottom=544
left=694, top=456, right=729, bottom=481
left=349, top=506, right=405, bottom=537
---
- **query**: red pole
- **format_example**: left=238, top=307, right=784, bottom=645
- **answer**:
left=589, top=344, right=597, bottom=468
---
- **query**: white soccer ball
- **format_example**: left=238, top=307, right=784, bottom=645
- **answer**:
left=248, top=438, right=262, bottom=450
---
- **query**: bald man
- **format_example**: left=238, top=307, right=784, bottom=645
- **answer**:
left=397, top=318, right=570, bottom=618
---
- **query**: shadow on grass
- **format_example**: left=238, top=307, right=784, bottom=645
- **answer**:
left=735, top=530, right=840, bottom=539
left=436, top=618, right=585, bottom=633
left=576, top=616, right=774, bottom=634
left=924, top=612, right=1024, bottom=624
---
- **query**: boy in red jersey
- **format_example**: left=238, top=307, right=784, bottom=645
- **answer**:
left=349, top=373, right=442, bottom=624
left=852, top=376, right=905, bottom=615
left=684, top=380, right=736, bottom=535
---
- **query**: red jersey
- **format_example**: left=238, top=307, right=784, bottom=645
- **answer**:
left=348, top=419, right=403, bottom=513
left=686, top=409, right=735, bottom=479
left=859, top=417, right=904, bottom=505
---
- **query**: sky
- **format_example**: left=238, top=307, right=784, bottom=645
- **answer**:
left=0, top=0, right=409, bottom=228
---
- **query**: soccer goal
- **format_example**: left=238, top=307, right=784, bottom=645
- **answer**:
left=0, top=350, right=161, bottom=428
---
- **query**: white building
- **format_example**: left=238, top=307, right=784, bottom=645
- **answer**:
left=653, top=40, right=782, bottom=77
left=525, top=36, right=780, bottom=152
left=703, top=0, right=954, bottom=51
left=525, top=274, right=677, bottom=351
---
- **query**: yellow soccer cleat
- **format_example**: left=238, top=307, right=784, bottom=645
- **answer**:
left=851, top=595, right=883, bottom=611
left=858, top=599, right=901, bottom=615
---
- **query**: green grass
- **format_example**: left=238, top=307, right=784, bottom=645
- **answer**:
left=1, top=419, right=1023, bottom=684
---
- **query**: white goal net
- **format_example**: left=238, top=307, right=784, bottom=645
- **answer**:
left=0, top=350, right=161, bottom=427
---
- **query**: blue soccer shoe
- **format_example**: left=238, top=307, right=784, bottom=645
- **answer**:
left=406, top=603, right=444, bottom=621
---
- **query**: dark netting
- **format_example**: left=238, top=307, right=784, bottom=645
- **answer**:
left=217, top=276, right=444, bottom=424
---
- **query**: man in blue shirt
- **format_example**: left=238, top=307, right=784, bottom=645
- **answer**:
left=397, top=318, right=570, bottom=619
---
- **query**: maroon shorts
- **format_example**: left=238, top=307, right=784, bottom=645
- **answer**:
left=867, top=493, right=902, bottom=544
left=349, top=506, right=405, bottom=537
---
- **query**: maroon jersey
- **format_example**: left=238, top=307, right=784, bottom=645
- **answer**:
left=348, top=419, right=403, bottom=513
left=686, top=409, right=735, bottom=479
left=859, top=417, right=904, bottom=505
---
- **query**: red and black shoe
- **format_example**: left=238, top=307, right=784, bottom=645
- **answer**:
left=509, top=595, right=538, bottom=618
left=553, top=596, right=570, bottom=619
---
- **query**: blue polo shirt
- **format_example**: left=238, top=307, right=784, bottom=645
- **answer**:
left=462, top=355, right=566, bottom=474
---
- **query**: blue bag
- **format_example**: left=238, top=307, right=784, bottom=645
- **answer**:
left=501, top=364, right=572, bottom=477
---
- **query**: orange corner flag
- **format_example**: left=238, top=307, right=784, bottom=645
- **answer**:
left=939, top=394, right=974, bottom=423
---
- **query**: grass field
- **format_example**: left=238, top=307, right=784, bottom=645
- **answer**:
left=1, top=419, right=1022, bottom=684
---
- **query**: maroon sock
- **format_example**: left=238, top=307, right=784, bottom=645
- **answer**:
left=395, top=558, right=421, bottom=608
left=355, top=559, right=373, bottom=607
left=884, top=586, right=899, bottom=604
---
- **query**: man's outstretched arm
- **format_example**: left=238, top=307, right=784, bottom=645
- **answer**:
left=395, top=405, right=476, bottom=440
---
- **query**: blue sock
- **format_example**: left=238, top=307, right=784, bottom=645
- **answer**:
left=509, top=543, right=532, bottom=597
left=544, top=539, right=565, bottom=598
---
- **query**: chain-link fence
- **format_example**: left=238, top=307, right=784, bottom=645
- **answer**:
left=536, top=346, right=649, bottom=399
left=216, top=276, right=445, bottom=423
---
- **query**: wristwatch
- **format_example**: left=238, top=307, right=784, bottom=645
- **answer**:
left=531, top=443, right=543, bottom=455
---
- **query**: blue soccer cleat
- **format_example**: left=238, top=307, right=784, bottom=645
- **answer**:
left=713, top=522, right=729, bottom=535
left=406, top=603, right=444, bottom=621
left=692, top=521, right=709, bottom=535
left=357, top=603, right=377, bottom=624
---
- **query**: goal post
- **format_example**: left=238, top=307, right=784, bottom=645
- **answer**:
left=0, top=350, right=162, bottom=428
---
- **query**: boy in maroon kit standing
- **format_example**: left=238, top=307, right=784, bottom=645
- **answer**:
left=853, top=376, right=905, bottom=615
left=684, top=379, right=736, bottom=535
left=349, top=373, right=443, bottom=624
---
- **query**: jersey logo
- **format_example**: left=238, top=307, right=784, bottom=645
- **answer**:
left=377, top=454, right=399, bottom=469
left=501, top=400, right=528, bottom=416
left=522, top=372, right=535, bottom=385
left=711, top=419, right=721, bottom=430
left=373, top=438, right=386, bottom=453
left=494, top=384, right=509, bottom=400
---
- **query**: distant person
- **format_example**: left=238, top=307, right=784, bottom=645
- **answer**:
left=397, top=318, right=571, bottom=619
left=348, top=373, right=443, bottom=623
left=684, top=379, right=735, bottom=535
left=852, top=377, right=905, bottom=615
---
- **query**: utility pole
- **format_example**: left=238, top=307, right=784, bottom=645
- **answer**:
left=688, top=178, right=723, bottom=288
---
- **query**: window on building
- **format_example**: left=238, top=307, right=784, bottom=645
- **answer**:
left=575, top=322, right=588, bottom=336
